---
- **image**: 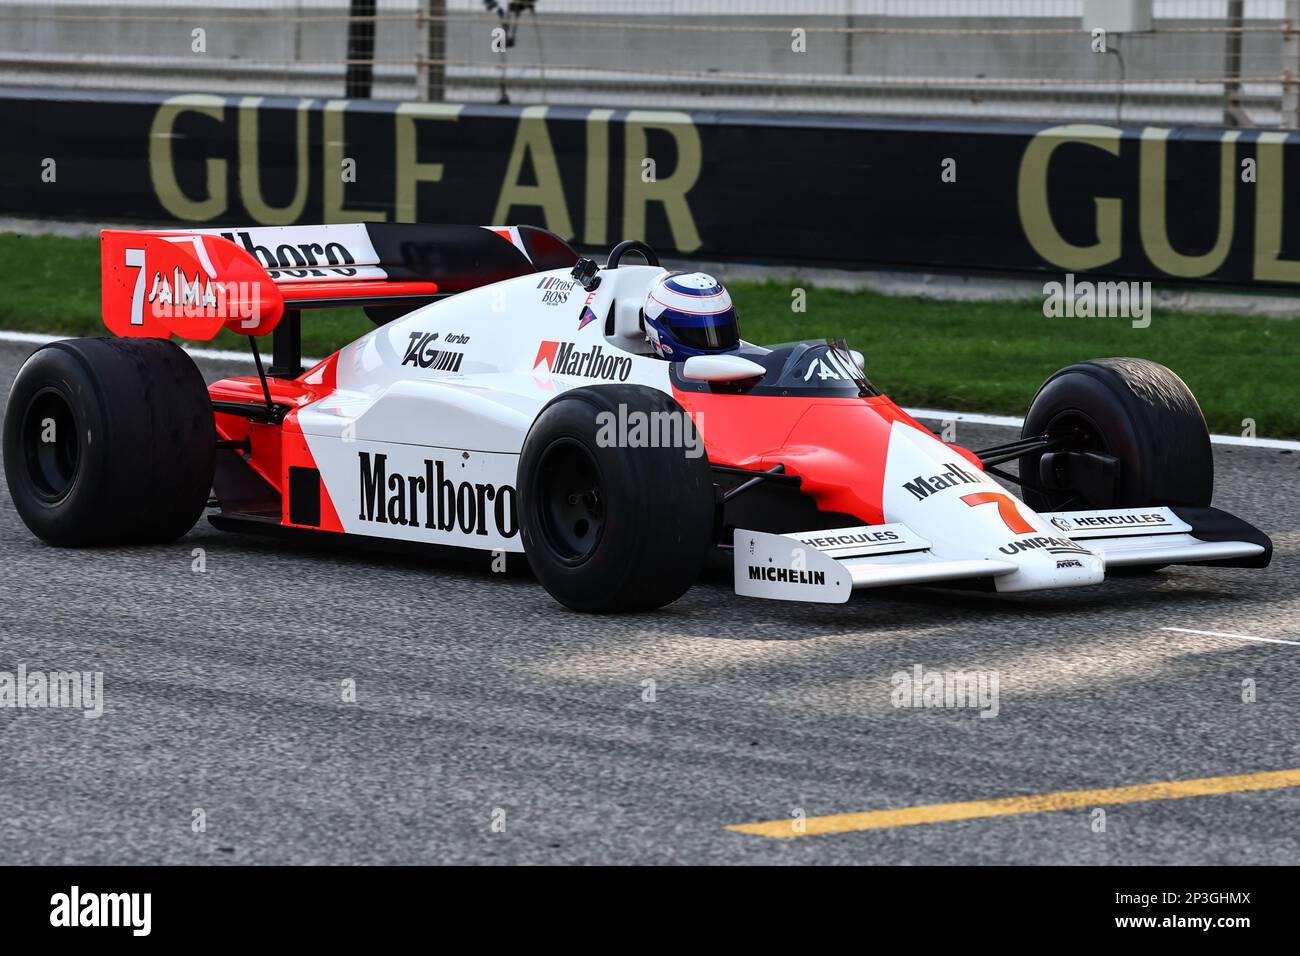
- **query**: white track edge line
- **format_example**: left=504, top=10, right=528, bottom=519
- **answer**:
left=1161, top=627, right=1300, bottom=647
left=905, top=408, right=1300, bottom=450
left=0, top=329, right=324, bottom=368
left=2, top=330, right=1298, bottom=450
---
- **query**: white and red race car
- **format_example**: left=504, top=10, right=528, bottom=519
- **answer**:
left=1, top=223, right=1272, bottom=612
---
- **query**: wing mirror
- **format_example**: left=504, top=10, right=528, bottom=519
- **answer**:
left=680, top=354, right=767, bottom=382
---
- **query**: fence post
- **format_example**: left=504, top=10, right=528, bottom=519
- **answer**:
left=423, top=0, right=447, bottom=102
left=1224, top=0, right=1246, bottom=125
left=345, top=0, right=376, bottom=99
left=1284, top=0, right=1300, bottom=128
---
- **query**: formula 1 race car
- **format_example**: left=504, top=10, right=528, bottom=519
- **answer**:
left=1, top=223, right=1272, bottom=612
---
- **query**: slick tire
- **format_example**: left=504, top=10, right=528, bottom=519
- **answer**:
left=518, top=384, right=714, bottom=613
left=3, top=337, right=216, bottom=546
left=1018, top=356, right=1213, bottom=514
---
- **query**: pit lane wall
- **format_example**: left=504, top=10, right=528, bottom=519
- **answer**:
left=3, top=87, right=1299, bottom=289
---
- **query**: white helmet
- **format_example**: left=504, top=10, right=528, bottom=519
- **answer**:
left=642, top=272, right=741, bottom=359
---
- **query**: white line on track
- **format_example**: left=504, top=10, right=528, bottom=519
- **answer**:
left=905, top=404, right=1300, bottom=450
left=1161, top=627, right=1300, bottom=647
left=903, top=406, right=1026, bottom=429
left=3, top=329, right=1300, bottom=451
left=0, top=329, right=324, bottom=367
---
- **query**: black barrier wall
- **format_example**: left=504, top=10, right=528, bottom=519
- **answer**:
left=3, top=87, right=1300, bottom=288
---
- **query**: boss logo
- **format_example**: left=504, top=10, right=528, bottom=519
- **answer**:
left=538, top=276, right=576, bottom=305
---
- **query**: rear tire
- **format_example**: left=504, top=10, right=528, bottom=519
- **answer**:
left=2, top=337, right=216, bottom=546
left=1019, top=356, right=1212, bottom=513
left=518, top=384, right=714, bottom=612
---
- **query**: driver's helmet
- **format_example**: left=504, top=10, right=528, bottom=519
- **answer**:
left=642, top=272, right=741, bottom=359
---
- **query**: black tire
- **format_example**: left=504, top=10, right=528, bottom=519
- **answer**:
left=1019, top=357, right=1212, bottom=513
left=2, top=337, right=215, bottom=546
left=518, top=384, right=714, bottom=612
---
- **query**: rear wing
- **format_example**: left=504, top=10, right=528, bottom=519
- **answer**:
left=100, top=223, right=578, bottom=375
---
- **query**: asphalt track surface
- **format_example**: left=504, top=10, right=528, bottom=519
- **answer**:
left=1, top=339, right=1297, bottom=865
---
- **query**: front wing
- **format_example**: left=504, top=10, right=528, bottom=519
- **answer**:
left=733, top=506, right=1271, bottom=603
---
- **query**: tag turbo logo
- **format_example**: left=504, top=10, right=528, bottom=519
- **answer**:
left=50, top=886, right=151, bottom=937
left=402, top=331, right=463, bottom=372
left=219, top=230, right=359, bottom=279
left=903, top=461, right=983, bottom=501
left=537, top=276, right=576, bottom=305
left=534, top=341, right=632, bottom=381
left=358, top=452, right=517, bottom=537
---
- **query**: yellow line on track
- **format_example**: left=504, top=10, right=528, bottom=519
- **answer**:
left=726, top=768, right=1300, bottom=839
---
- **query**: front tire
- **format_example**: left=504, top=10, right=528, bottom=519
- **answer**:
left=1019, top=356, right=1212, bottom=513
left=518, top=384, right=714, bottom=612
left=2, top=337, right=216, bottom=546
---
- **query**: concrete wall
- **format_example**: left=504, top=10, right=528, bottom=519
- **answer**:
left=0, top=4, right=1287, bottom=124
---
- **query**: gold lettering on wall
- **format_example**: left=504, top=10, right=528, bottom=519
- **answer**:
left=1252, top=131, right=1300, bottom=282
left=493, top=105, right=574, bottom=238
left=324, top=99, right=388, bottom=224
left=395, top=102, right=462, bottom=224
left=622, top=111, right=702, bottom=253
left=149, top=94, right=228, bottom=221
left=1018, top=124, right=1122, bottom=270
left=237, top=96, right=312, bottom=225
left=1139, top=128, right=1239, bottom=277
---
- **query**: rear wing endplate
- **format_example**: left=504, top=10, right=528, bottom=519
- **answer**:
left=100, top=223, right=578, bottom=376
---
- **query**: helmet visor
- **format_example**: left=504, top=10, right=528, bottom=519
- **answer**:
left=667, top=318, right=739, bottom=351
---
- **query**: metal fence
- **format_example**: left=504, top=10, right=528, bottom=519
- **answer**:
left=2, top=1, right=1300, bottom=126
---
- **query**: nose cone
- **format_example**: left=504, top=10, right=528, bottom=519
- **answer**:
left=880, top=421, right=1104, bottom=592
left=988, top=535, right=1105, bottom=592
